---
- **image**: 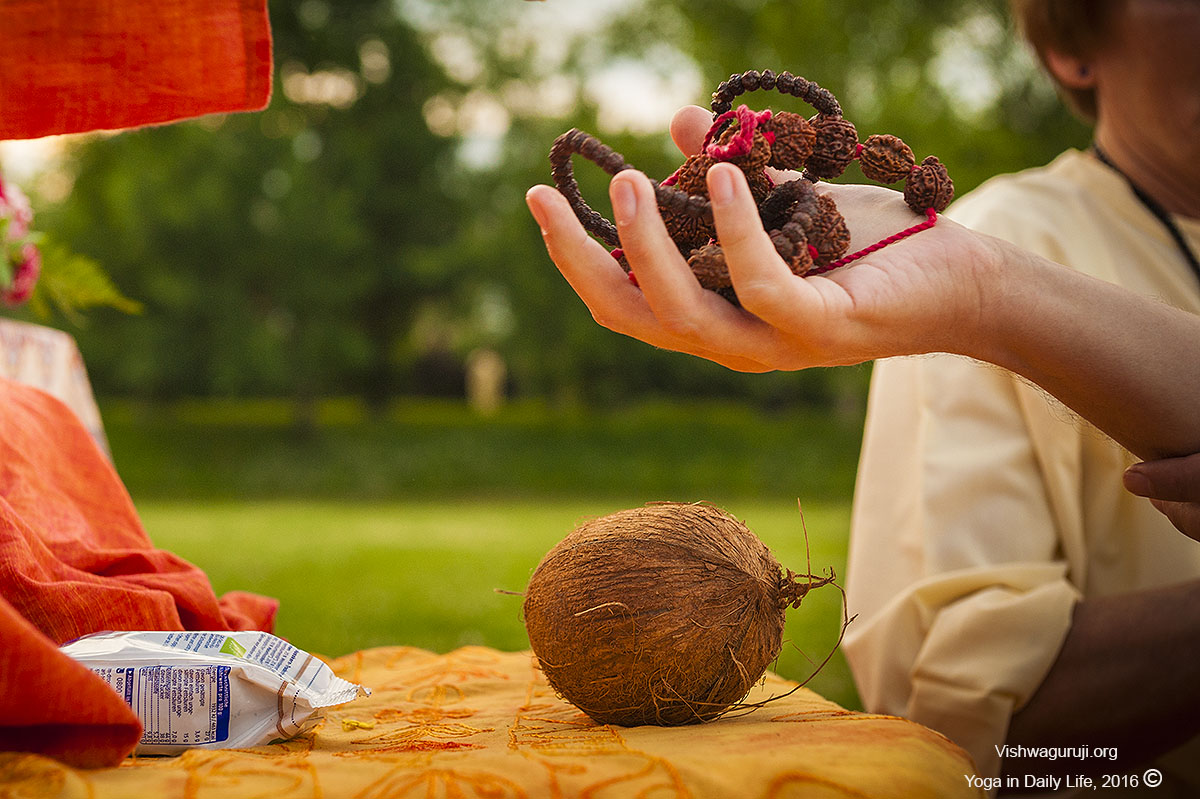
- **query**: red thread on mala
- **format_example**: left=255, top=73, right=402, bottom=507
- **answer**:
left=610, top=247, right=639, bottom=285
left=809, top=207, right=938, bottom=275
left=704, top=106, right=773, bottom=161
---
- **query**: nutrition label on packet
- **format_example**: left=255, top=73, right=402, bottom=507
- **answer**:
left=61, top=631, right=370, bottom=754
left=88, top=661, right=233, bottom=746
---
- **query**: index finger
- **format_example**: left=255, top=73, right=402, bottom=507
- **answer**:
left=526, top=183, right=774, bottom=372
left=706, top=163, right=817, bottom=325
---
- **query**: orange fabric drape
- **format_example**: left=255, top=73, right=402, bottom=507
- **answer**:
left=0, top=0, right=275, bottom=767
left=0, top=378, right=278, bottom=767
left=0, top=0, right=276, bottom=767
left=0, top=0, right=272, bottom=140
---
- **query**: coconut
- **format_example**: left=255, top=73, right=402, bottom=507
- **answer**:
left=522, top=502, right=834, bottom=726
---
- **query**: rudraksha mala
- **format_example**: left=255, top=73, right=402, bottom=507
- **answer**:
left=549, top=70, right=954, bottom=305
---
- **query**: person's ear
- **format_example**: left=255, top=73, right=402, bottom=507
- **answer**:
left=1043, top=49, right=1097, bottom=89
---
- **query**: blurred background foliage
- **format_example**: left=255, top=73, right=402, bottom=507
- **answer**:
left=8, top=0, right=1090, bottom=414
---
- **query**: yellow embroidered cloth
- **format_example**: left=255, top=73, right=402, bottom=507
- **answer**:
left=0, top=646, right=984, bottom=798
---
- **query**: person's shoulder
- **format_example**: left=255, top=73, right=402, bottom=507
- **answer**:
left=945, top=150, right=1125, bottom=264
left=946, top=150, right=1103, bottom=230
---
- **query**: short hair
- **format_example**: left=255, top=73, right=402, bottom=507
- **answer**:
left=1009, top=0, right=1125, bottom=121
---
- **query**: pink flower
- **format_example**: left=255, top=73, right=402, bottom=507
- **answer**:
left=0, top=174, right=34, bottom=240
left=2, top=243, right=41, bottom=306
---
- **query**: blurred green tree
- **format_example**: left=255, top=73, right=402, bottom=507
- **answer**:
left=46, top=0, right=464, bottom=417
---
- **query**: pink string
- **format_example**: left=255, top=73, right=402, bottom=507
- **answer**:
left=703, top=106, right=773, bottom=161
left=611, top=248, right=641, bottom=286
left=807, top=208, right=938, bottom=275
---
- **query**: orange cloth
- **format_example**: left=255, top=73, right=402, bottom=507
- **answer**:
left=0, top=0, right=271, bottom=140
left=1, top=0, right=275, bottom=767
left=0, top=378, right=278, bottom=767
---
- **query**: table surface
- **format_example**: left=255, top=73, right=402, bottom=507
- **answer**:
left=1, top=645, right=984, bottom=798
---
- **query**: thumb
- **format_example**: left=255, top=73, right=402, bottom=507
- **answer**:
left=670, top=105, right=712, bottom=157
left=1124, top=452, right=1200, bottom=502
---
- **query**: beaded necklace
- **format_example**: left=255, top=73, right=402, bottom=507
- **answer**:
left=549, top=70, right=955, bottom=306
left=1092, top=143, right=1200, bottom=288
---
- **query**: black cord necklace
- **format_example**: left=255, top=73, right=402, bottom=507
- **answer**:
left=1091, top=143, right=1200, bottom=288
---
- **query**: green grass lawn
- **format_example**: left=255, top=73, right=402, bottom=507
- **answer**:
left=140, top=497, right=860, bottom=711
left=113, top=398, right=866, bottom=711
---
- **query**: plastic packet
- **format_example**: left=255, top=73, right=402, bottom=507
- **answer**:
left=60, top=630, right=370, bottom=754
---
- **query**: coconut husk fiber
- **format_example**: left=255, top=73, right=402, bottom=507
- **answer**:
left=523, top=502, right=833, bottom=726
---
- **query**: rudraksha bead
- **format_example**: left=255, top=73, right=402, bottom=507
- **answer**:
left=684, top=193, right=712, bottom=223
left=806, top=115, right=859, bottom=179
left=674, top=153, right=716, bottom=196
left=903, top=155, right=955, bottom=213
left=550, top=129, right=627, bottom=247
left=712, top=71, right=842, bottom=118
left=687, top=242, right=731, bottom=290
left=804, top=194, right=852, bottom=264
left=858, top=134, right=916, bottom=185
left=759, top=178, right=818, bottom=231
left=661, top=207, right=715, bottom=251
left=764, top=111, right=815, bottom=171
left=746, top=169, right=775, bottom=204
left=713, top=122, right=772, bottom=172
left=769, top=230, right=815, bottom=276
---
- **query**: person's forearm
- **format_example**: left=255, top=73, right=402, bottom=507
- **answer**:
left=1001, top=578, right=1200, bottom=783
left=964, top=236, right=1200, bottom=461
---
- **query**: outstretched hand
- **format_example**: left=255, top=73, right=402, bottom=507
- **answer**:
left=525, top=105, right=999, bottom=373
left=529, top=105, right=1200, bottom=539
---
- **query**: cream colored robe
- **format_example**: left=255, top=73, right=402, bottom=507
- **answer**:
left=845, top=149, right=1200, bottom=784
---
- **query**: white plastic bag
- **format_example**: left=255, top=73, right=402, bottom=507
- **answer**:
left=61, top=630, right=370, bottom=754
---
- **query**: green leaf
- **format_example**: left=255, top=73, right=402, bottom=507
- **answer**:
left=27, top=238, right=142, bottom=324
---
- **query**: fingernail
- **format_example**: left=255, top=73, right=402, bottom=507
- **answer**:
left=1123, top=466, right=1151, bottom=497
left=708, top=164, right=735, bottom=205
left=525, top=188, right=549, bottom=232
left=611, top=176, right=637, bottom=223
